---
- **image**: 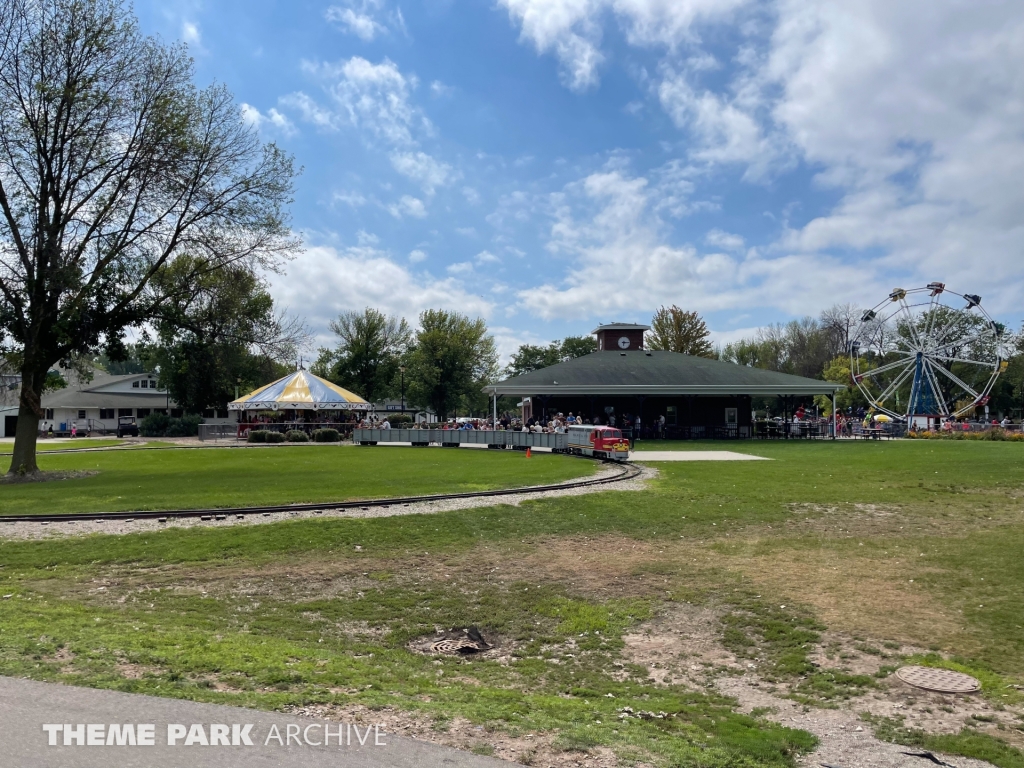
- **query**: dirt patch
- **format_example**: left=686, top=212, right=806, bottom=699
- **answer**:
left=40, top=646, right=77, bottom=674
left=622, top=602, right=744, bottom=687
left=621, top=602, right=1022, bottom=766
left=282, top=702, right=628, bottom=768
left=115, top=661, right=165, bottom=680
left=810, top=631, right=921, bottom=677
left=0, top=469, right=98, bottom=485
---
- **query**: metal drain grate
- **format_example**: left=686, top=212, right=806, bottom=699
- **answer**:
left=895, top=666, right=980, bottom=693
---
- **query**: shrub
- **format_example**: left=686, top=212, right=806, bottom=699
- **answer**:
left=265, top=431, right=286, bottom=443
left=386, top=413, right=414, bottom=426
left=166, top=414, right=202, bottom=437
left=313, top=428, right=340, bottom=442
left=139, top=411, right=171, bottom=437
left=286, top=430, right=309, bottom=442
left=247, top=430, right=268, bottom=443
left=906, top=427, right=1024, bottom=442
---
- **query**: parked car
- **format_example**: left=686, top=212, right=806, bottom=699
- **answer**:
left=116, top=416, right=139, bottom=438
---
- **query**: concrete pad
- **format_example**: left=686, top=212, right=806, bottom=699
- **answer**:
left=0, top=675, right=513, bottom=768
left=630, top=450, right=770, bottom=461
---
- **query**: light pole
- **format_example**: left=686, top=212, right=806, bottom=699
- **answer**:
left=399, top=365, right=406, bottom=415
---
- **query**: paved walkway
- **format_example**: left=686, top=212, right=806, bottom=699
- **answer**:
left=630, top=451, right=770, bottom=461
left=0, top=676, right=512, bottom=768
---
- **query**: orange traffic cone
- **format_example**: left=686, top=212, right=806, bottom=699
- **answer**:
left=525, top=447, right=532, bottom=458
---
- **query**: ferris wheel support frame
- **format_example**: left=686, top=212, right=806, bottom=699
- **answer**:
left=849, top=284, right=1006, bottom=422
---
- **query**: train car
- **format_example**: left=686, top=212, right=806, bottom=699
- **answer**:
left=565, top=424, right=630, bottom=460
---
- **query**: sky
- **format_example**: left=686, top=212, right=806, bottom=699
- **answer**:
left=134, top=0, right=1024, bottom=359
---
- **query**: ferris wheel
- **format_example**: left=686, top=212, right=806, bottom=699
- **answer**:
left=849, top=283, right=1008, bottom=421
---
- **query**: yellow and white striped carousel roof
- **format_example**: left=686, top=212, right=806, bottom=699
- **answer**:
left=228, top=371, right=370, bottom=411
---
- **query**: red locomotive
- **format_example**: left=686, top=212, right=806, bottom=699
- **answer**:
left=566, top=424, right=630, bottom=459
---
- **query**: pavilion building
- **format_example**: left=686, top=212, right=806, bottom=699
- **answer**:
left=484, top=323, right=845, bottom=438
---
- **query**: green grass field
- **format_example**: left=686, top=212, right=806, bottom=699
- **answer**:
left=0, top=441, right=1022, bottom=766
left=0, top=445, right=594, bottom=515
left=0, top=438, right=128, bottom=455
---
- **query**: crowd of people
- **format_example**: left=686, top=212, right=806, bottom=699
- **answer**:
left=355, top=411, right=682, bottom=439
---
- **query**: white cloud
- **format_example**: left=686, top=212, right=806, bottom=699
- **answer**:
left=455, top=227, right=477, bottom=237
left=430, top=80, right=455, bottom=97
left=240, top=103, right=297, bottom=137
left=409, top=249, right=428, bottom=263
left=518, top=163, right=869, bottom=320
left=489, top=326, right=551, bottom=365
left=326, top=1, right=386, bottom=40
left=387, top=195, right=427, bottom=218
left=325, top=0, right=406, bottom=40
left=447, top=261, right=475, bottom=275
left=704, top=229, right=745, bottom=251
left=503, top=0, right=1024, bottom=319
left=657, top=68, right=781, bottom=173
left=486, top=190, right=536, bottom=230
left=707, top=325, right=765, bottom=347
left=356, top=230, right=380, bottom=245
left=389, top=151, right=456, bottom=194
left=462, top=187, right=481, bottom=205
left=476, top=250, right=501, bottom=264
left=285, top=57, right=422, bottom=145
left=271, top=245, right=494, bottom=342
left=332, top=190, right=368, bottom=207
left=763, top=0, right=1024, bottom=313
left=279, top=92, right=335, bottom=129
left=497, top=0, right=748, bottom=90
left=181, top=20, right=202, bottom=47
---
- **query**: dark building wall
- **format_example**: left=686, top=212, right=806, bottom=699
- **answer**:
left=596, top=329, right=645, bottom=352
left=527, top=394, right=752, bottom=433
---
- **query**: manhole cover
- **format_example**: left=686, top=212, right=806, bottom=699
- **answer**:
left=895, top=666, right=980, bottom=693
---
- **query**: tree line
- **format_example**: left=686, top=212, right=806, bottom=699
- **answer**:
left=312, top=308, right=497, bottom=423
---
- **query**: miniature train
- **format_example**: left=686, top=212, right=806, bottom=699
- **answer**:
left=352, top=425, right=631, bottom=460
left=564, top=425, right=630, bottom=459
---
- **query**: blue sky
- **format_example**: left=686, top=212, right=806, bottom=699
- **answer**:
left=134, top=0, right=1024, bottom=358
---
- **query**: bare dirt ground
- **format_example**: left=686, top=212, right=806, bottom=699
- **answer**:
left=622, top=601, right=1024, bottom=768
left=274, top=599, right=1022, bottom=768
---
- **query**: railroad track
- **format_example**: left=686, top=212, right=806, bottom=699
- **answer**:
left=0, top=455, right=642, bottom=525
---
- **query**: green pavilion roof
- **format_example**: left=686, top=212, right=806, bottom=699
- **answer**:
left=484, top=351, right=845, bottom=397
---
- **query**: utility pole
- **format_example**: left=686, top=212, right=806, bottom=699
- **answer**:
left=399, top=365, right=406, bottom=415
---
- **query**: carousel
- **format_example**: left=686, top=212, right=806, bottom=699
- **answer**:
left=228, top=370, right=370, bottom=436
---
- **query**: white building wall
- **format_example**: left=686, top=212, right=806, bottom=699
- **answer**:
left=0, top=406, right=17, bottom=438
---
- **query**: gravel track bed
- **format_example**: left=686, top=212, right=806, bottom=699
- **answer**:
left=0, top=465, right=655, bottom=541
left=717, top=676, right=996, bottom=768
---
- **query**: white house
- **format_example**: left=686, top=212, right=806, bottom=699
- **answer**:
left=29, top=372, right=235, bottom=436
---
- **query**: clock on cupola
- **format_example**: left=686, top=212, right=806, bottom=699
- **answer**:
left=592, top=323, right=650, bottom=352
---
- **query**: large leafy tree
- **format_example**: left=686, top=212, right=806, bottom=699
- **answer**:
left=144, top=259, right=303, bottom=413
left=311, top=308, right=411, bottom=404
left=646, top=306, right=715, bottom=358
left=0, top=0, right=297, bottom=474
left=406, top=309, right=497, bottom=421
left=504, top=335, right=596, bottom=378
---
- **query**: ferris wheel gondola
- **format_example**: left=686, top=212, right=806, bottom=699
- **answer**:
left=849, top=284, right=1008, bottom=423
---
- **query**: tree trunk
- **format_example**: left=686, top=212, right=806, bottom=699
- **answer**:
left=8, top=368, right=43, bottom=475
